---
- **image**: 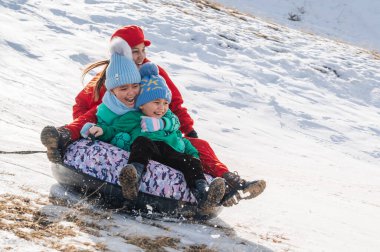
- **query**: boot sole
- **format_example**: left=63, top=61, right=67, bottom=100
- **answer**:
left=119, top=164, right=139, bottom=200
left=41, top=126, right=62, bottom=163
left=241, top=180, right=266, bottom=199
left=41, top=126, right=60, bottom=149
left=200, top=177, right=225, bottom=212
left=220, top=180, right=266, bottom=207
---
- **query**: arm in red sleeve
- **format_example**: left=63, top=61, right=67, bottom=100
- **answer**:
left=157, top=65, right=195, bottom=135
left=65, top=106, right=98, bottom=140
left=65, top=73, right=106, bottom=140
left=73, top=89, right=93, bottom=120
left=72, top=73, right=105, bottom=120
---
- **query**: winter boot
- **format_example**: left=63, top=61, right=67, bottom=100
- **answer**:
left=221, top=171, right=266, bottom=206
left=40, top=126, right=72, bottom=163
left=192, top=178, right=225, bottom=212
left=119, top=163, right=145, bottom=200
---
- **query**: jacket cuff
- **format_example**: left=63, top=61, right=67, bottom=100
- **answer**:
left=162, top=117, right=171, bottom=131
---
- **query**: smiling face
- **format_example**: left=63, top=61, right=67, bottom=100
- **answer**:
left=111, top=83, right=140, bottom=108
left=131, top=43, right=146, bottom=68
left=139, top=98, right=169, bottom=118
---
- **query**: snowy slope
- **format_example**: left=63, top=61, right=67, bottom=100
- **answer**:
left=1, top=0, right=380, bottom=251
left=216, top=0, right=380, bottom=52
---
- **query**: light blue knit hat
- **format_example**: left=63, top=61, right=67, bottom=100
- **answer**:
left=105, top=53, right=141, bottom=90
left=135, top=62, right=172, bottom=107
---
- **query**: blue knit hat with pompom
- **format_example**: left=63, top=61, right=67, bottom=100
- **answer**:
left=135, top=62, right=172, bottom=107
left=105, top=53, right=141, bottom=90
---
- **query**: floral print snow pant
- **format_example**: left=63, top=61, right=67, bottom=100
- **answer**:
left=64, top=139, right=213, bottom=203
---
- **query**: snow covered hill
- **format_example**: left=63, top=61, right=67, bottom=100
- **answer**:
left=1, top=0, right=379, bottom=251
left=217, top=0, right=380, bottom=52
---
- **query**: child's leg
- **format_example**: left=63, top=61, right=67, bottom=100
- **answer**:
left=187, top=138, right=229, bottom=177
left=219, top=171, right=266, bottom=207
left=119, top=136, right=159, bottom=200
left=127, top=136, right=160, bottom=166
left=194, top=178, right=225, bottom=212
left=153, top=141, right=205, bottom=188
left=188, top=138, right=266, bottom=207
left=154, top=142, right=225, bottom=209
left=40, top=126, right=72, bottom=163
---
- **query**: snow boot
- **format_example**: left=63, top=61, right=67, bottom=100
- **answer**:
left=221, top=171, right=266, bottom=206
left=192, top=178, right=225, bottom=212
left=119, top=163, right=145, bottom=200
left=40, top=126, right=72, bottom=163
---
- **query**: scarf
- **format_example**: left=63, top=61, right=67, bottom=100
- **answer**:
left=102, top=91, right=137, bottom=115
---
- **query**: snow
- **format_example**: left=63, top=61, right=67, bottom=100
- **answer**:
left=216, top=0, right=380, bottom=52
left=1, top=0, right=380, bottom=251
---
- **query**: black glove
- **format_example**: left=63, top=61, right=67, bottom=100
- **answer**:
left=186, top=129, right=198, bottom=138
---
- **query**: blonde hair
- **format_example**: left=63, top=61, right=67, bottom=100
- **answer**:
left=81, top=60, right=110, bottom=102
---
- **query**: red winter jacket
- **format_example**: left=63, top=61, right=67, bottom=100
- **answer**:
left=65, top=60, right=194, bottom=140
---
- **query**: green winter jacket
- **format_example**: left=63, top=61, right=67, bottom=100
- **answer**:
left=95, top=104, right=199, bottom=158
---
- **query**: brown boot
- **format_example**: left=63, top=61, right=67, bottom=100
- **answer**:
left=193, top=177, right=225, bottom=213
left=40, top=126, right=72, bottom=163
left=222, top=171, right=266, bottom=206
left=119, top=163, right=144, bottom=200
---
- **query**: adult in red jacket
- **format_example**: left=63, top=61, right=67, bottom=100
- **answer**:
left=41, top=25, right=265, bottom=206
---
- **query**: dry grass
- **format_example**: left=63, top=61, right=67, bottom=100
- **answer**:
left=185, top=244, right=217, bottom=252
left=0, top=192, right=220, bottom=251
left=121, top=234, right=217, bottom=252
left=0, top=193, right=111, bottom=251
left=121, top=235, right=180, bottom=252
left=371, top=50, right=380, bottom=60
left=0, top=170, right=15, bottom=176
left=192, top=0, right=223, bottom=11
left=0, top=194, right=77, bottom=250
left=355, top=48, right=380, bottom=60
left=259, top=232, right=289, bottom=244
left=191, top=0, right=283, bottom=43
left=164, top=0, right=252, bottom=21
left=191, top=0, right=253, bottom=20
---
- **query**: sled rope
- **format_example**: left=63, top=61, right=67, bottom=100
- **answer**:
left=0, top=150, right=47, bottom=154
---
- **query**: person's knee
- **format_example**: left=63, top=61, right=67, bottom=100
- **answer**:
left=187, top=155, right=202, bottom=168
left=134, top=136, right=152, bottom=145
left=132, top=136, right=159, bottom=155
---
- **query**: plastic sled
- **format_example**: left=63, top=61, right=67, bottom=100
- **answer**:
left=50, top=139, right=222, bottom=220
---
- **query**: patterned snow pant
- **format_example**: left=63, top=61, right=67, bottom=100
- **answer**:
left=129, top=136, right=206, bottom=189
left=63, top=139, right=214, bottom=203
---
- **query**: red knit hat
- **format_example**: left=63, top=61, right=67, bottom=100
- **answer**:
left=111, top=25, right=151, bottom=48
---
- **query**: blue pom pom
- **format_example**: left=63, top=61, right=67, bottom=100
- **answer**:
left=140, top=62, right=159, bottom=76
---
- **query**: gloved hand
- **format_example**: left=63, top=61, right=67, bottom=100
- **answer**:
left=80, top=123, right=95, bottom=138
left=140, top=116, right=164, bottom=132
left=186, top=129, right=198, bottom=138
left=111, top=132, right=132, bottom=150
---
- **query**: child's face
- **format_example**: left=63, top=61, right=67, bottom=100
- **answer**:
left=139, top=99, right=169, bottom=118
left=132, top=43, right=146, bottom=68
left=112, top=83, right=140, bottom=108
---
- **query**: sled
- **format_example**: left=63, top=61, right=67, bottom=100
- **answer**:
left=50, top=139, right=223, bottom=220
